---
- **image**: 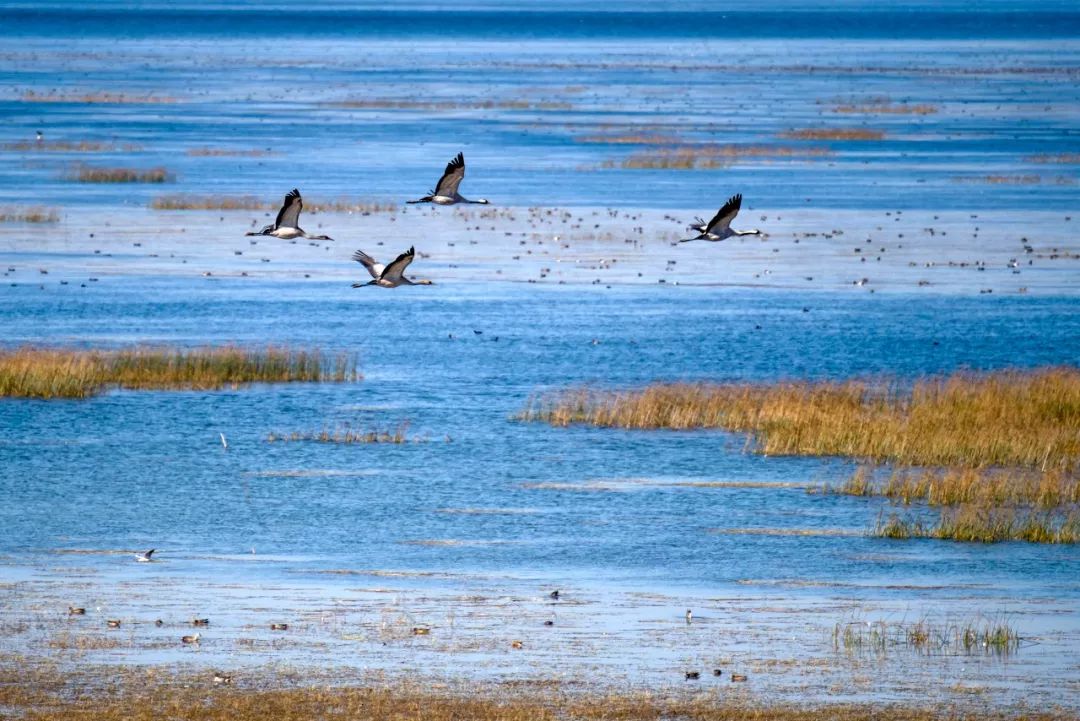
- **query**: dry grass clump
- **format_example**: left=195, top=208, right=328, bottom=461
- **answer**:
left=150, top=195, right=265, bottom=210
left=574, top=134, right=682, bottom=145
left=833, top=102, right=938, bottom=115
left=0, top=207, right=59, bottom=223
left=523, top=368, right=1080, bottom=470
left=1, top=140, right=141, bottom=152
left=267, top=423, right=417, bottom=444
left=876, top=507, right=1080, bottom=544
left=606, top=144, right=831, bottom=170
left=184, top=147, right=275, bottom=157
left=840, top=457, right=1080, bottom=544
left=1026, top=153, right=1080, bottom=164
left=0, top=346, right=358, bottom=399
left=840, top=466, right=1080, bottom=508
left=304, top=199, right=398, bottom=214
left=325, top=98, right=571, bottom=111
left=20, top=91, right=178, bottom=104
left=70, top=165, right=171, bottom=183
left=781, top=129, right=885, bottom=141
left=149, top=195, right=396, bottom=213
left=953, top=175, right=1041, bottom=185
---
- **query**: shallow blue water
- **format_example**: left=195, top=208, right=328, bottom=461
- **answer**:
left=2, top=281, right=1078, bottom=593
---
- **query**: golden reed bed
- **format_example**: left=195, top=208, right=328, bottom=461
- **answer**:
left=0, top=346, right=358, bottom=399
left=521, top=368, right=1080, bottom=470
left=523, top=368, right=1080, bottom=543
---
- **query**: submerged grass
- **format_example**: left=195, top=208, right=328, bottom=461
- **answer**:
left=267, top=423, right=420, bottom=444
left=781, top=129, right=885, bottom=140
left=1026, top=153, right=1080, bottom=164
left=833, top=102, right=938, bottom=114
left=833, top=617, right=1020, bottom=656
left=0, top=346, right=358, bottom=399
left=184, top=147, right=275, bottom=157
left=20, top=91, right=178, bottom=104
left=0, top=207, right=59, bottom=223
left=838, top=466, right=1080, bottom=508
left=875, top=507, right=1080, bottom=544
left=603, top=144, right=831, bottom=170
left=1, top=140, right=142, bottom=152
left=325, top=98, right=571, bottom=111
left=69, top=165, right=171, bottom=183
left=521, top=368, right=1080, bottom=471
left=953, top=175, right=1042, bottom=185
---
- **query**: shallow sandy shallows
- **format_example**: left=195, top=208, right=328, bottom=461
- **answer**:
left=2, top=559, right=1076, bottom=711
left=1, top=204, right=1076, bottom=294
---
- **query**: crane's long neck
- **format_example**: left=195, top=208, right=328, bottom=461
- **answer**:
left=735, top=229, right=761, bottom=236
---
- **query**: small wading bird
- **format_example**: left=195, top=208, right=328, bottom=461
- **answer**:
left=181, top=632, right=201, bottom=644
left=352, top=246, right=433, bottom=288
left=246, top=189, right=333, bottom=240
left=134, top=549, right=155, bottom=563
left=407, top=152, right=489, bottom=205
left=682, top=193, right=761, bottom=242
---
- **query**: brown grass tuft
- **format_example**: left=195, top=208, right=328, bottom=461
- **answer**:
left=150, top=195, right=265, bottom=211
left=574, top=134, right=682, bottom=145
left=953, top=175, right=1041, bottom=185
left=876, top=506, right=1080, bottom=544
left=0, top=346, right=359, bottom=399
left=1, top=140, right=142, bottom=152
left=839, top=466, right=1080, bottom=508
left=833, top=103, right=938, bottom=115
left=1026, top=153, right=1080, bottom=164
left=150, top=195, right=396, bottom=213
left=20, top=91, right=178, bottom=104
left=267, top=423, right=419, bottom=444
left=185, top=147, right=276, bottom=157
left=781, top=129, right=885, bottom=141
left=605, top=144, right=831, bottom=170
left=69, top=165, right=171, bottom=183
left=325, top=98, right=571, bottom=111
left=0, top=207, right=59, bottom=223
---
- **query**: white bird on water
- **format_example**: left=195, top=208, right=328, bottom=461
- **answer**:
left=352, top=246, right=433, bottom=288
left=407, top=152, right=489, bottom=206
left=682, top=193, right=761, bottom=242
left=134, top=549, right=155, bottom=563
left=246, top=189, right=333, bottom=240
